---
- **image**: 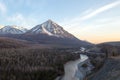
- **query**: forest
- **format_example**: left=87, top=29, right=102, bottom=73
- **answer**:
left=0, top=48, right=79, bottom=80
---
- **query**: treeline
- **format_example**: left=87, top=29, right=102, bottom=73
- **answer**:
left=0, top=48, right=79, bottom=80
left=98, top=44, right=120, bottom=57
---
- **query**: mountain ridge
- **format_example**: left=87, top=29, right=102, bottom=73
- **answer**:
left=0, top=19, right=93, bottom=47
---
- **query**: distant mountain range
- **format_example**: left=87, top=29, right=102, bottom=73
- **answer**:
left=0, top=25, right=27, bottom=34
left=0, top=20, right=93, bottom=48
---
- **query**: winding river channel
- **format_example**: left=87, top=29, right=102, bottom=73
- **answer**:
left=56, top=54, right=92, bottom=80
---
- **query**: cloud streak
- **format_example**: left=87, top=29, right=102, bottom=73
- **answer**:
left=0, top=2, right=7, bottom=14
left=81, top=0, right=120, bottom=20
left=61, top=0, right=120, bottom=29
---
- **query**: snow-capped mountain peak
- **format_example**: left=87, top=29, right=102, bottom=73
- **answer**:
left=0, top=25, right=28, bottom=34
left=11, top=25, right=28, bottom=33
left=27, top=20, right=75, bottom=38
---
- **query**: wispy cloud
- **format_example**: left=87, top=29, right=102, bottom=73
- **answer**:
left=7, top=13, right=38, bottom=29
left=0, top=2, right=7, bottom=14
left=61, top=0, right=120, bottom=29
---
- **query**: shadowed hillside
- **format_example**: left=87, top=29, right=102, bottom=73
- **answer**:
left=0, top=37, right=30, bottom=48
left=88, top=57, right=120, bottom=80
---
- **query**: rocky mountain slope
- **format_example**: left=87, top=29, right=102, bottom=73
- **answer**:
left=26, top=20, right=75, bottom=39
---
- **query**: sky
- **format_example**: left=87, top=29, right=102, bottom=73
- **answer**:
left=0, top=0, right=120, bottom=43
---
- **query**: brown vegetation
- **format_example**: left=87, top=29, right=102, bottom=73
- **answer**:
left=0, top=37, right=29, bottom=48
left=0, top=48, right=79, bottom=80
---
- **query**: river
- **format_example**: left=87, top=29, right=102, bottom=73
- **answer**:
left=56, top=54, right=91, bottom=80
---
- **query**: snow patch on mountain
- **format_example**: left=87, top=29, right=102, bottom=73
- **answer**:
left=12, top=25, right=28, bottom=33
left=42, top=25, right=53, bottom=36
